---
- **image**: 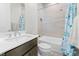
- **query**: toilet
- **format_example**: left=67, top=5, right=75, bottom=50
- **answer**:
left=38, top=36, right=63, bottom=56
left=38, top=43, right=52, bottom=56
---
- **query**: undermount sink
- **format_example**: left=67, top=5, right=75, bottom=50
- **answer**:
left=0, top=33, right=36, bottom=43
left=5, top=35, right=27, bottom=42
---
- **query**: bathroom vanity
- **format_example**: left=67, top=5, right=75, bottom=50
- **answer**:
left=0, top=33, right=38, bottom=56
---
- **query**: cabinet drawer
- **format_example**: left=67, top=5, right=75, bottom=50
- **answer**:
left=6, top=38, right=37, bottom=56
left=24, top=46, right=37, bottom=56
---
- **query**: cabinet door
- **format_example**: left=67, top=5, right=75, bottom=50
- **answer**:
left=24, top=46, right=37, bottom=56
left=5, top=38, right=37, bottom=56
left=0, top=53, right=6, bottom=56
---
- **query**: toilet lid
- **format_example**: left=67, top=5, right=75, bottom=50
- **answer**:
left=38, top=43, right=51, bottom=49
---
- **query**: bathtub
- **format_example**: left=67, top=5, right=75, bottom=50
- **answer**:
left=38, top=36, right=63, bottom=56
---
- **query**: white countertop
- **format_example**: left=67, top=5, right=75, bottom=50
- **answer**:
left=0, top=34, right=39, bottom=55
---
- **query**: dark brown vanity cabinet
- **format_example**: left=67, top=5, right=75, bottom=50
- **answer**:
left=24, top=46, right=37, bottom=56
left=3, top=38, right=37, bottom=56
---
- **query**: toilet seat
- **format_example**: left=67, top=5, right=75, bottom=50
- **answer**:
left=38, top=43, right=52, bottom=52
left=38, top=43, right=52, bottom=55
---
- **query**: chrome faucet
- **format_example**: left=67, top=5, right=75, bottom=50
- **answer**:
left=14, top=31, right=21, bottom=37
left=8, top=30, right=12, bottom=38
left=8, top=33, right=12, bottom=38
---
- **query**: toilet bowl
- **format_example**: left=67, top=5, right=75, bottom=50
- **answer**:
left=38, top=43, right=52, bottom=56
left=38, top=36, right=63, bottom=56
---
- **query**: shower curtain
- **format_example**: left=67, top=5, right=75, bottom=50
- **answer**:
left=62, top=3, right=77, bottom=56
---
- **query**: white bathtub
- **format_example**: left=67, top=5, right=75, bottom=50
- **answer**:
left=38, top=36, right=63, bottom=56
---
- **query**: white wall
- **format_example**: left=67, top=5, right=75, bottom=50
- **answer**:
left=38, top=3, right=68, bottom=38
left=0, top=3, right=11, bottom=32
left=76, top=4, right=79, bottom=43
left=25, top=3, right=38, bottom=34
left=77, top=4, right=79, bottom=15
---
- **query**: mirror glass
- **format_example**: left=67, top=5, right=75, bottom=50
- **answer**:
left=0, top=3, right=26, bottom=38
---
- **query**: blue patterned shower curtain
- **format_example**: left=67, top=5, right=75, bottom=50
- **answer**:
left=62, top=3, right=77, bottom=56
